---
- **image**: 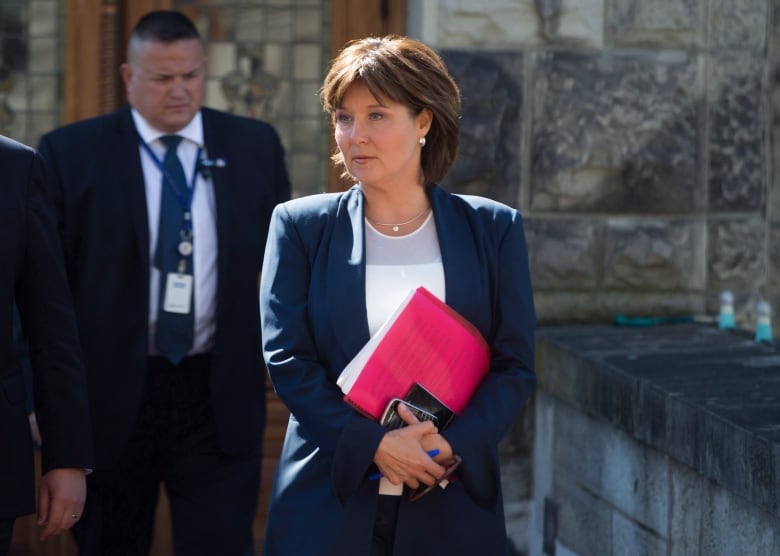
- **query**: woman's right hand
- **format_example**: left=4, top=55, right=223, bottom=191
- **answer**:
left=373, top=407, right=445, bottom=489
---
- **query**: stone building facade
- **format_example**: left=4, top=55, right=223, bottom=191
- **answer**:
left=2, top=1, right=776, bottom=554
left=2, top=0, right=774, bottom=333
left=419, top=0, right=774, bottom=336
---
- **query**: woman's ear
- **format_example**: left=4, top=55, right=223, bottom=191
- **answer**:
left=417, top=108, right=433, bottom=136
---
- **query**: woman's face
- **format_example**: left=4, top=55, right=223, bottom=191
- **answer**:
left=334, top=81, right=430, bottom=191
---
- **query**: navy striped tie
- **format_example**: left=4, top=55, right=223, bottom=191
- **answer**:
left=155, top=135, right=194, bottom=365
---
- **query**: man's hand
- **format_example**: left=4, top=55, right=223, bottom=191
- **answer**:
left=37, top=468, right=86, bottom=540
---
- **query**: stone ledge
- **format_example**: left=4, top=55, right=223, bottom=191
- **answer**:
left=536, top=323, right=780, bottom=519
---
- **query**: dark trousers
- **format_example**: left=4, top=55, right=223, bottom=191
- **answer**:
left=72, top=354, right=261, bottom=556
left=0, top=518, right=13, bottom=556
left=372, top=495, right=400, bottom=556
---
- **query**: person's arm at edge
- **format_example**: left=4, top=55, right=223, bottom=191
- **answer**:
left=20, top=144, right=93, bottom=539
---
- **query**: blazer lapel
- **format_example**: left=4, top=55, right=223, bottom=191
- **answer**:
left=115, top=109, right=149, bottom=268
left=429, top=185, right=484, bottom=329
left=328, top=187, right=371, bottom=361
left=201, top=110, right=230, bottom=306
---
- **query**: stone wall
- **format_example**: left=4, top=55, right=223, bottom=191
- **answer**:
left=529, top=324, right=780, bottom=555
left=9, top=0, right=774, bottom=329
left=0, top=0, right=61, bottom=145
left=534, top=389, right=780, bottom=556
left=175, top=0, right=328, bottom=197
left=411, top=0, right=775, bottom=332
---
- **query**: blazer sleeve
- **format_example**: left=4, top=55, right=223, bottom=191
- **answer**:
left=12, top=304, right=34, bottom=414
left=260, top=202, right=386, bottom=501
left=442, top=206, right=536, bottom=510
left=15, top=149, right=93, bottom=473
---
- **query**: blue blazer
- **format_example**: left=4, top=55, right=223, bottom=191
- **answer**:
left=0, top=136, right=92, bottom=518
left=38, top=107, right=290, bottom=469
left=260, top=184, right=536, bottom=555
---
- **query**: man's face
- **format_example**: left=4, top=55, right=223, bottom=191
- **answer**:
left=120, top=38, right=207, bottom=133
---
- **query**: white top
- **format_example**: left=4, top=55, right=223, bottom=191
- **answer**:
left=364, top=212, right=445, bottom=336
left=132, top=110, right=218, bottom=356
left=364, top=211, right=444, bottom=494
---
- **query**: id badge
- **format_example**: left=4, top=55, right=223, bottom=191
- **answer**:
left=163, top=273, right=193, bottom=314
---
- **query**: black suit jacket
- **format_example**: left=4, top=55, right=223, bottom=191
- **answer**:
left=0, top=135, right=92, bottom=518
left=38, top=107, right=290, bottom=469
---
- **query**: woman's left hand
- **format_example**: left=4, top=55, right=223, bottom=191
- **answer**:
left=396, top=403, right=454, bottom=463
left=373, top=423, right=443, bottom=488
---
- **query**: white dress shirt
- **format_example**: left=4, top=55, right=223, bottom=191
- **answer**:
left=132, top=110, right=218, bottom=356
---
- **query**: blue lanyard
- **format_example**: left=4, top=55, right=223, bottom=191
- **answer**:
left=139, top=137, right=203, bottom=231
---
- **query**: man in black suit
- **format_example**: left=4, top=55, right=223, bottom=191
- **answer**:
left=0, top=135, right=93, bottom=555
left=38, top=10, right=290, bottom=555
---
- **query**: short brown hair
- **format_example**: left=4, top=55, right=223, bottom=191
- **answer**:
left=320, top=35, right=461, bottom=185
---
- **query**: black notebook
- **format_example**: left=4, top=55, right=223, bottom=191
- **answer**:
left=379, top=382, right=457, bottom=430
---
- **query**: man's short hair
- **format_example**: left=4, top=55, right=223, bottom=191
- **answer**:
left=130, top=10, right=201, bottom=43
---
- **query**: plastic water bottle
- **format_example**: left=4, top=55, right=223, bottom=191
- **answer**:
left=718, top=291, right=735, bottom=330
left=755, top=301, right=773, bottom=343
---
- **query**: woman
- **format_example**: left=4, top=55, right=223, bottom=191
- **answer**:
left=260, top=35, right=536, bottom=555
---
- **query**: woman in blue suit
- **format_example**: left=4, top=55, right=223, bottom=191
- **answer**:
left=260, top=35, right=536, bottom=555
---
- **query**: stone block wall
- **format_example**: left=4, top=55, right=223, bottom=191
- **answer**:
left=534, top=390, right=780, bottom=556
left=528, top=324, right=780, bottom=555
left=0, top=0, right=61, bottom=145
left=410, top=0, right=775, bottom=332
left=8, top=0, right=774, bottom=328
left=176, top=0, right=328, bottom=197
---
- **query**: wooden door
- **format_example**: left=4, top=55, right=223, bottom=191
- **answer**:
left=63, top=0, right=171, bottom=123
left=326, top=0, right=406, bottom=191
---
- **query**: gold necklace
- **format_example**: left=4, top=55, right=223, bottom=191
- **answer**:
left=365, top=206, right=430, bottom=232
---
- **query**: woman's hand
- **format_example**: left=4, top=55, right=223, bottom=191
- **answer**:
left=373, top=404, right=445, bottom=488
left=396, top=402, right=455, bottom=464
